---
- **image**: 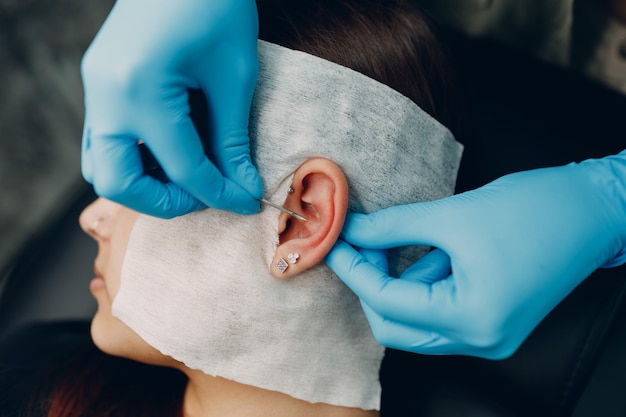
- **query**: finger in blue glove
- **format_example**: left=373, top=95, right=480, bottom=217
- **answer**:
left=81, top=0, right=263, bottom=218
left=326, top=151, right=626, bottom=358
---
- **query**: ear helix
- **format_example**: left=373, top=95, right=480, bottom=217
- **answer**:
left=270, top=158, right=348, bottom=279
left=275, top=183, right=300, bottom=275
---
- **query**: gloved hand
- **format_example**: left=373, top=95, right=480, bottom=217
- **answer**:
left=326, top=151, right=626, bottom=359
left=81, top=0, right=263, bottom=218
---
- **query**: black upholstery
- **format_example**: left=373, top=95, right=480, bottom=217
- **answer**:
left=379, top=34, right=626, bottom=417
left=1, top=33, right=625, bottom=417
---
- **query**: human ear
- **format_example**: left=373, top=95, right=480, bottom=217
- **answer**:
left=271, top=157, right=348, bottom=278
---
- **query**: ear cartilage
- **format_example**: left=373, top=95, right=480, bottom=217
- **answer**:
left=259, top=198, right=307, bottom=222
left=276, top=257, right=289, bottom=274
left=287, top=252, right=300, bottom=264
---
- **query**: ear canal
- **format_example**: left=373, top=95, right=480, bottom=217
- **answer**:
left=270, top=158, right=348, bottom=279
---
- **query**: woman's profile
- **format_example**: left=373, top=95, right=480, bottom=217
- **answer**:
left=0, top=1, right=463, bottom=416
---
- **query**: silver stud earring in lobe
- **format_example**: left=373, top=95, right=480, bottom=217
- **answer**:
left=287, top=252, right=300, bottom=264
left=276, top=257, right=289, bottom=274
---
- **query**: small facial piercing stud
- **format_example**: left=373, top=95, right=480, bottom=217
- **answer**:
left=287, top=253, right=300, bottom=264
left=288, top=186, right=294, bottom=194
left=276, top=257, right=289, bottom=274
left=88, top=218, right=102, bottom=235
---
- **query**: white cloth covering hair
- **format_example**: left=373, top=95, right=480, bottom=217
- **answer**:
left=113, top=40, right=463, bottom=410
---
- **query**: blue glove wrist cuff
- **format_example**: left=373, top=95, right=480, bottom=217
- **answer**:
left=596, top=149, right=626, bottom=267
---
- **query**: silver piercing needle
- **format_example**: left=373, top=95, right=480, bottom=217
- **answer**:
left=259, top=198, right=307, bottom=222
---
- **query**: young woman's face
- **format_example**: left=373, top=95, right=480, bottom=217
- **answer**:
left=79, top=198, right=176, bottom=367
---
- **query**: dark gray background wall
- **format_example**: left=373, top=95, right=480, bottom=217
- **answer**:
left=0, top=0, right=114, bottom=273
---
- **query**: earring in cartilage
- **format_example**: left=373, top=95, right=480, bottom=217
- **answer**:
left=288, top=186, right=294, bottom=194
left=287, top=252, right=300, bottom=264
left=276, top=258, right=289, bottom=274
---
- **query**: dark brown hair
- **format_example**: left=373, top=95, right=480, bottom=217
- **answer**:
left=41, top=345, right=186, bottom=417
left=0, top=322, right=187, bottom=417
left=258, top=0, right=464, bottom=136
left=17, top=2, right=461, bottom=416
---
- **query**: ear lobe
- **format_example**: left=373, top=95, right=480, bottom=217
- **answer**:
left=270, top=158, right=348, bottom=278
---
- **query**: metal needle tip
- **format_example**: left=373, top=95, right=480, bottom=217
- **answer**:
left=259, top=198, right=307, bottom=222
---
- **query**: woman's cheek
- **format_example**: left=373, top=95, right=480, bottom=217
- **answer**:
left=106, top=208, right=140, bottom=301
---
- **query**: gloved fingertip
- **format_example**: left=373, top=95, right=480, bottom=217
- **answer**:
left=339, top=213, right=366, bottom=236
left=240, top=157, right=263, bottom=197
left=345, top=212, right=367, bottom=223
left=220, top=184, right=262, bottom=215
left=81, top=154, right=92, bottom=182
left=359, top=248, right=389, bottom=273
left=340, top=212, right=383, bottom=245
left=245, top=168, right=264, bottom=201
left=232, top=197, right=261, bottom=215
left=324, top=239, right=355, bottom=269
left=81, top=131, right=93, bottom=183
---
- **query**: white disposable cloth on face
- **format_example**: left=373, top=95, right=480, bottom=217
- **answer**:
left=114, top=41, right=464, bottom=410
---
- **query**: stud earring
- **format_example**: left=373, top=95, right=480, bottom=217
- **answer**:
left=288, top=186, right=294, bottom=194
left=276, top=257, right=289, bottom=274
left=287, top=252, right=300, bottom=264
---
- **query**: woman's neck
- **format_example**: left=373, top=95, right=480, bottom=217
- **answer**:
left=182, top=371, right=378, bottom=417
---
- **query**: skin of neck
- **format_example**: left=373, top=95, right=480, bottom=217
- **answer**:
left=181, top=368, right=379, bottom=417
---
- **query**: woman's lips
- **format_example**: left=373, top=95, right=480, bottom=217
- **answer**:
left=90, top=276, right=106, bottom=292
left=90, top=262, right=106, bottom=292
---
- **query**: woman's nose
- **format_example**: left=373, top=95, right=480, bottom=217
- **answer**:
left=79, top=198, right=122, bottom=240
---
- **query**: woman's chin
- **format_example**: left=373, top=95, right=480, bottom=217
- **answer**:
left=90, top=311, right=108, bottom=351
left=89, top=284, right=118, bottom=354
left=90, top=308, right=123, bottom=357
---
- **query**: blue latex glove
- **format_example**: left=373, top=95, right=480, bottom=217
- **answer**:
left=81, top=0, right=263, bottom=218
left=326, top=151, right=626, bottom=359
